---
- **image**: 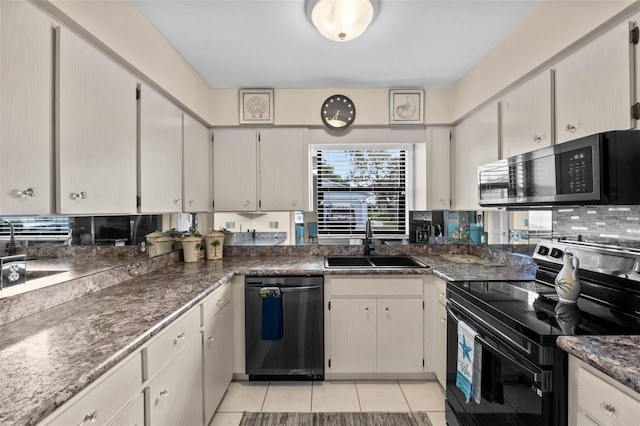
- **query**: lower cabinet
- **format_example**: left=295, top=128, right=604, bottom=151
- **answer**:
left=203, top=301, right=234, bottom=423
left=326, top=276, right=424, bottom=374
left=569, top=354, right=640, bottom=426
left=431, top=277, right=447, bottom=389
left=147, top=335, right=203, bottom=426
left=40, top=282, right=234, bottom=426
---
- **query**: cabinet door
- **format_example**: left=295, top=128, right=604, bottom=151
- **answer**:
left=203, top=304, right=233, bottom=424
left=259, top=128, right=306, bottom=211
left=138, top=84, right=183, bottom=213
left=0, top=1, right=52, bottom=215
left=427, top=127, right=451, bottom=209
left=501, top=71, right=552, bottom=157
left=555, top=20, right=633, bottom=144
left=107, top=392, right=144, bottom=426
left=329, top=298, right=376, bottom=373
left=377, top=298, right=423, bottom=373
left=183, top=114, right=211, bottom=212
left=452, top=102, right=499, bottom=210
left=212, top=129, right=257, bottom=212
left=56, top=26, right=137, bottom=214
left=148, top=335, right=203, bottom=426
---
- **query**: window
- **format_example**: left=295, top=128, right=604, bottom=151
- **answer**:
left=0, top=216, right=71, bottom=243
left=315, top=146, right=409, bottom=237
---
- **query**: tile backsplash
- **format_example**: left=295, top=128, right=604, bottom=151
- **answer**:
left=552, top=205, right=640, bottom=245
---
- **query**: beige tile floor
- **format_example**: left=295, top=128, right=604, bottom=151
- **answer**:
left=211, top=380, right=446, bottom=426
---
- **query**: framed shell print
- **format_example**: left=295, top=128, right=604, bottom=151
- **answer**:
left=239, top=89, right=274, bottom=124
left=389, top=89, right=424, bottom=124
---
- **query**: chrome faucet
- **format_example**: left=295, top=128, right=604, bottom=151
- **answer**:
left=2, top=219, right=17, bottom=256
left=363, top=219, right=375, bottom=255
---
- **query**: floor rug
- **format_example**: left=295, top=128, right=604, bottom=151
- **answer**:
left=239, top=412, right=433, bottom=426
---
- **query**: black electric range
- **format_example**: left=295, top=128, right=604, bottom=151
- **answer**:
left=445, top=240, right=640, bottom=426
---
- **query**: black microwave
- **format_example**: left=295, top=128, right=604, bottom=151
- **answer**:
left=478, top=130, right=640, bottom=207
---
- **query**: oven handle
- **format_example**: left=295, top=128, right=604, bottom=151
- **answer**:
left=246, top=285, right=322, bottom=293
left=446, top=304, right=552, bottom=392
left=447, top=298, right=532, bottom=355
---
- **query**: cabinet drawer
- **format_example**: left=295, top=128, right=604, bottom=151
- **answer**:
left=330, top=277, right=423, bottom=296
left=44, top=353, right=141, bottom=426
left=145, top=306, right=200, bottom=379
left=107, top=392, right=144, bottom=426
left=203, top=282, right=232, bottom=322
left=577, top=366, right=640, bottom=426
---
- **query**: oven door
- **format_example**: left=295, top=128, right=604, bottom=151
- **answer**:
left=445, top=301, right=555, bottom=426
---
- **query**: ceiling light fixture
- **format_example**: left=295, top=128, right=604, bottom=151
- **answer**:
left=306, top=0, right=380, bottom=42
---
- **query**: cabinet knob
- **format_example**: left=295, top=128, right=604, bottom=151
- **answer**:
left=188, top=200, right=194, bottom=206
left=365, top=307, right=369, bottom=311
left=565, top=124, right=577, bottom=133
left=156, top=388, right=169, bottom=402
left=385, top=307, right=389, bottom=311
left=17, top=187, right=36, bottom=198
left=532, top=134, right=544, bottom=142
left=244, top=200, right=250, bottom=207
left=292, top=200, right=297, bottom=206
left=174, top=332, right=185, bottom=344
left=173, top=198, right=181, bottom=205
left=82, top=410, right=98, bottom=423
left=600, top=402, right=616, bottom=416
left=208, top=336, right=215, bottom=342
left=217, top=299, right=224, bottom=305
left=71, top=191, right=87, bottom=200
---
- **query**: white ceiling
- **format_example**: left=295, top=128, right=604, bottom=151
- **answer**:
left=132, top=0, right=541, bottom=89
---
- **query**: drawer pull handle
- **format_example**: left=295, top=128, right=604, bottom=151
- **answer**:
left=156, top=388, right=169, bottom=402
left=174, top=332, right=185, bottom=344
left=600, top=402, right=616, bottom=416
left=82, top=411, right=98, bottom=423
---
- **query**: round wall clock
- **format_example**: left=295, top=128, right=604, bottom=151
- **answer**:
left=321, top=95, right=356, bottom=129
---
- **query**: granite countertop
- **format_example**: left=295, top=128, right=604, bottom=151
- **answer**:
left=0, top=252, right=533, bottom=425
left=557, top=335, right=640, bottom=394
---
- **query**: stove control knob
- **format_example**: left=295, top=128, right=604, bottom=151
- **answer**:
left=537, top=246, right=549, bottom=256
left=550, top=248, right=563, bottom=258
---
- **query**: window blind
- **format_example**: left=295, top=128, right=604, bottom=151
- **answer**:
left=316, top=148, right=406, bottom=236
left=0, top=217, right=71, bottom=242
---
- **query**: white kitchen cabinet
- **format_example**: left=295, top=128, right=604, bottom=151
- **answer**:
left=431, top=277, right=447, bottom=389
left=554, top=20, right=634, bottom=144
left=41, top=352, right=142, bottom=426
left=212, top=129, right=258, bottom=212
left=416, top=127, right=451, bottom=211
left=212, top=128, right=307, bottom=212
left=138, top=84, right=183, bottom=213
left=147, top=334, right=203, bottom=426
left=326, top=276, right=424, bottom=374
left=501, top=71, right=553, bottom=157
left=55, top=26, right=137, bottom=215
left=183, top=114, right=212, bottom=212
left=329, top=298, right=377, bottom=373
left=452, top=102, right=499, bottom=210
left=0, top=1, right=53, bottom=215
left=259, top=128, right=307, bottom=211
left=203, top=303, right=234, bottom=423
left=568, top=354, right=640, bottom=426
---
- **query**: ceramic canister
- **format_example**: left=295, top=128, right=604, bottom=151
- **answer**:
left=145, top=231, right=167, bottom=257
left=182, top=234, right=203, bottom=263
left=204, top=231, right=225, bottom=260
left=154, top=236, right=176, bottom=256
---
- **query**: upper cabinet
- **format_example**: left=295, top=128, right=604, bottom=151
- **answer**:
left=183, top=114, right=212, bottom=213
left=56, top=26, right=138, bottom=215
left=0, top=1, right=53, bottom=215
left=212, top=129, right=258, bottom=212
left=212, top=128, right=307, bottom=212
left=258, top=128, right=307, bottom=211
left=554, top=20, right=635, bottom=144
left=426, top=127, right=451, bottom=210
left=501, top=71, right=553, bottom=157
left=452, top=102, right=499, bottom=211
left=138, top=84, right=183, bottom=213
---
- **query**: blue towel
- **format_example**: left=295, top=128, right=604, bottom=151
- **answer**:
left=456, top=320, right=477, bottom=403
left=261, top=288, right=283, bottom=341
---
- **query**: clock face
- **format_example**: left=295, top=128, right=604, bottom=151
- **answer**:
left=321, top=95, right=356, bottom=129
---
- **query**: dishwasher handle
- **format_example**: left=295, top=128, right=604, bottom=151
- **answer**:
left=246, top=284, right=322, bottom=293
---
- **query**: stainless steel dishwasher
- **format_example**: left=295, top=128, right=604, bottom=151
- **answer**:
left=245, top=275, right=324, bottom=381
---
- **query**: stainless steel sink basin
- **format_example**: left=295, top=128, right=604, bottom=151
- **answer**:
left=324, top=255, right=428, bottom=269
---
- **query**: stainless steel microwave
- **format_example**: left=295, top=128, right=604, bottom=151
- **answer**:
left=478, top=130, right=640, bottom=207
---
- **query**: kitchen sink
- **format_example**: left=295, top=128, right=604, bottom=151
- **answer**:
left=324, top=255, right=428, bottom=269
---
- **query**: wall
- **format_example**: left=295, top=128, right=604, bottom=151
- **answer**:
left=35, top=0, right=638, bottom=127
left=552, top=205, right=640, bottom=245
